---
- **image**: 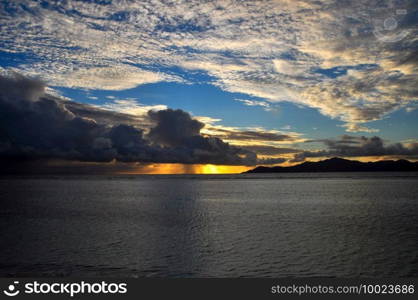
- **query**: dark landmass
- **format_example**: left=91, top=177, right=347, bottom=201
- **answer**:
left=244, top=157, right=418, bottom=173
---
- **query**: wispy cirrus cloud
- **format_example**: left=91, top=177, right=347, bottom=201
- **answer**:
left=1, top=0, right=417, bottom=132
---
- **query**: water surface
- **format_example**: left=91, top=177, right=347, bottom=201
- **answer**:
left=1, top=173, right=417, bottom=277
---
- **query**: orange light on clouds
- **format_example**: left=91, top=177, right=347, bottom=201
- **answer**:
left=120, top=163, right=252, bottom=174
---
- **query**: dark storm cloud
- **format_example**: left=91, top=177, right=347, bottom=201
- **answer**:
left=0, top=74, right=260, bottom=165
left=0, top=73, right=108, bottom=161
left=148, top=109, right=204, bottom=147
left=291, top=135, right=418, bottom=162
left=147, top=109, right=258, bottom=165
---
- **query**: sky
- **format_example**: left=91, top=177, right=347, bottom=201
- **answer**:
left=0, top=0, right=418, bottom=173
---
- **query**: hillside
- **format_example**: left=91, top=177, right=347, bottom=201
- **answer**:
left=244, top=157, right=418, bottom=173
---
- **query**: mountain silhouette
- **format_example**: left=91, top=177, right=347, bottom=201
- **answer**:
left=244, top=157, right=418, bottom=173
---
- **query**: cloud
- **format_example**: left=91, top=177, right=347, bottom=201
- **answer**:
left=146, top=108, right=261, bottom=165
left=254, top=157, right=287, bottom=165
left=292, top=135, right=418, bottom=161
left=195, top=115, right=304, bottom=149
left=273, top=59, right=308, bottom=76
left=62, top=100, right=147, bottom=128
left=299, top=67, right=417, bottom=130
left=0, top=73, right=268, bottom=165
left=208, top=127, right=301, bottom=144
left=241, top=145, right=301, bottom=156
left=234, top=98, right=276, bottom=111
left=148, top=109, right=205, bottom=147
left=97, top=99, right=167, bottom=117
left=40, top=66, right=175, bottom=91
left=341, top=123, right=380, bottom=133
left=1, top=0, right=417, bottom=131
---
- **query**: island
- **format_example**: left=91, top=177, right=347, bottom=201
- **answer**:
left=244, top=157, right=418, bottom=173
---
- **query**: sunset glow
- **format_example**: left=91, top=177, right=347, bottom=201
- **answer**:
left=120, top=164, right=252, bottom=174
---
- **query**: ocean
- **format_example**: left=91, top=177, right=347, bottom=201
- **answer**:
left=1, top=173, right=417, bottom=277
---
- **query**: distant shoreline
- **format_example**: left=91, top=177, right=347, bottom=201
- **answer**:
left=244, top=157, right=418, bottom=173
